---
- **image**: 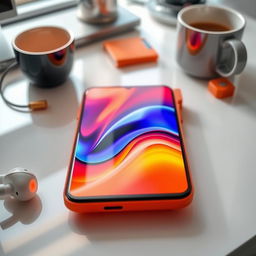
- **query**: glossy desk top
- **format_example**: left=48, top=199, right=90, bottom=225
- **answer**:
left=0, top=1, right=256, bottom=255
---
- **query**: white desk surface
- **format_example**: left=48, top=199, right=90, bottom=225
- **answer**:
left=0, top=1, right=256, bottom=256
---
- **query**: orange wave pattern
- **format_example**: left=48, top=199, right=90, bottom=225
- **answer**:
left=71, top=133, right=188, bottom=196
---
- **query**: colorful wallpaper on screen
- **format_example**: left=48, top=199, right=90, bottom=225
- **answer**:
left=69, top=86, right=188, bottom=197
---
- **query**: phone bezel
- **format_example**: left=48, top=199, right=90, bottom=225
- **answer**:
left=65, top=85, right=192, bottom=203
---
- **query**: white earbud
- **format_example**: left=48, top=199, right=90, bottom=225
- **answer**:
left=0, top=168, right=38, bottom=201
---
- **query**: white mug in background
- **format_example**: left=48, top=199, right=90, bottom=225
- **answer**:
left=176, top=5, right=247, bottom=78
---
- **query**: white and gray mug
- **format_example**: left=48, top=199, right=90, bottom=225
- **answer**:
left=176, top=5, right=247, bottom=78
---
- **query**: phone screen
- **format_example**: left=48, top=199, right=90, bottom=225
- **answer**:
left=68, top=86, right=190, bottom=201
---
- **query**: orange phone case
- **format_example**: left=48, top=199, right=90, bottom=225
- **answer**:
left=64, top=88, right=193, bottom=212
left=103, top=37, right=158, bottom=67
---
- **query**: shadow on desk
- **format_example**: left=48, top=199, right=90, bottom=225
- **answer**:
left=28, top=77, right=79, bottom=128
left=231, top=65, right=256, bottom=116
left=0, top=123, right=76, bottom=179
left=119, top=62, right=158, bottom=74
left=0, top=195, right=42, bottom=230
left=69, top=205, right=202, bottom=241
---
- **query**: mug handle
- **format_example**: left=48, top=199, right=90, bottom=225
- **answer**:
left=216, top=39, right=247, bottom=77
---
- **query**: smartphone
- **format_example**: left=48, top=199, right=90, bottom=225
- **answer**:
left=64, top=86, right=193, bottom=212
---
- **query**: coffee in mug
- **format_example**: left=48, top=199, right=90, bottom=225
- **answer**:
left=13, top=26, right=74, bottom=87
left=176, top=5, right=247, bottom=78
left=189, top=22, right=230, bottom=32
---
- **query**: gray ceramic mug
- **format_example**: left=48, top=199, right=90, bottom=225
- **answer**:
left=13, top=26, right=74, bottom=87
left=176, top=5, right=247, bottom=78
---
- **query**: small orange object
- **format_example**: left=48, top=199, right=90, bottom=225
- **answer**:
left=29, top=179, right=38, bottom=193
left=103, top=37, right=158, bottom=67
left=29, top=100, right=48, bottom=111
left=174, top=88, right=183, bottom=123
left=208, top=77, right=235, bottom=99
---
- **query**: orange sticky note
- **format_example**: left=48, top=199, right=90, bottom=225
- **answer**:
left=103, top=37, right=158, bottom=67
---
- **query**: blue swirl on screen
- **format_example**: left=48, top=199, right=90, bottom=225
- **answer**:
left=76, top=105, right=179, bottom=164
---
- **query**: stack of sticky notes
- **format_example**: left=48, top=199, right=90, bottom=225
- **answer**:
left=103, top=37, right=158, bottom=67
